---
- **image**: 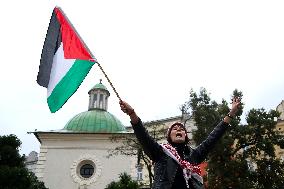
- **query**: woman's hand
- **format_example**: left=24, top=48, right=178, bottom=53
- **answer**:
left=224, top=97, right=241, bottom=124
left=119, top=100, right=135, bottom=115
left=119, top=100, right=139, bottom=124
left=229, top=97, right=241, bottom=117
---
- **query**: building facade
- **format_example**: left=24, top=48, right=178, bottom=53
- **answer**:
left=31, top=82, right=134, bottom=189
left=276, top=100, right=284, bottom=161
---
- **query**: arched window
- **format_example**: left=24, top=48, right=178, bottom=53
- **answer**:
left=93, top=94, right=97, bottom=107
left=99, top=94, right=103, bottom=108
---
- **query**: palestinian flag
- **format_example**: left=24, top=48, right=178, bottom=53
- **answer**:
left=37, top=7, right=96, bottom=113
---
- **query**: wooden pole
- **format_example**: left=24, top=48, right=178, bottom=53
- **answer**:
left=96, top=62, right=121, bottom=101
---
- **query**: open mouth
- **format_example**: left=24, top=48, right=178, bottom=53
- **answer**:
left=176, top=133, right=182, bottom=138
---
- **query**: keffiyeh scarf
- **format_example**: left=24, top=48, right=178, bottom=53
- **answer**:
left=161, top=143, right=203, bottom=188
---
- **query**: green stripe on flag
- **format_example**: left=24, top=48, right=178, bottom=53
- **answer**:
left=47, top=59, right=95, bottom=112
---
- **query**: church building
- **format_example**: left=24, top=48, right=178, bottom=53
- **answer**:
left=31, top=81, right=135, bottom=189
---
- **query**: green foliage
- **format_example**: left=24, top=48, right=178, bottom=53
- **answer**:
left=0, top=134, right=48, bottom=189
left=105, top=172, right=139, bottom=189
left=0, top=134, right=25, bottom=167
left=182, top=88, right=284, bottom=189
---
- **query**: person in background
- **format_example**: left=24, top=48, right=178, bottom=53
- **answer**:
left=120, top=97, right=241, bottom=189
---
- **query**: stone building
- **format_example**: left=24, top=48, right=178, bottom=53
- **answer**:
left=30, top=81, right=133, bottom=189
left=275, top=100, right=284, bottom=161
left=25, top=151, right=38, bottom=174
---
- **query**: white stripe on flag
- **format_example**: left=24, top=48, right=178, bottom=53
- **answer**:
left=47, top=43, right=76, bottom=97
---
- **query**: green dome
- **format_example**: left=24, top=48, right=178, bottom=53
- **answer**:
left=91, top=83, right=107, bottom=91
left=64, top=109, right=125, bottom=133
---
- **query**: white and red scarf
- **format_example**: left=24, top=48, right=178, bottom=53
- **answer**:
left=161, top=143, right=203, bottom=188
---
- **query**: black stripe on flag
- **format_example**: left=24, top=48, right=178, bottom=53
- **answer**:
left=37, top=9, right=62, bottom=88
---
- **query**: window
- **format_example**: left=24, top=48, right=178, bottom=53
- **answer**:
left=93, top=94, right=97, bottom=107
left=80, top=164, right=94, bottom=178
left=137, top=165, right=143, bottom=181
left=71, top=155, right=102, bottom=186
left=99, top=94, right=103, bottom=108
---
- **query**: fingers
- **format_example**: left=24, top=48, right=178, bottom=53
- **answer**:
left=119, top=100, right=128, bottom=108
left=232, top=97, right=241, bottom=103
left=120, top=101, right=128, bottom=109
left=232, top=97, right=241, bottom=107
left=119, top=100, right=133, bottom=114
left=230, top=97, right=242, bottom=116
left=119, top=100, right=127, bottom=112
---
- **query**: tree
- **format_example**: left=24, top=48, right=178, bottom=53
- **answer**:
left=182, top=88, right=284, bottom=188
left=108, top=123, right=165, bottom=188
left=238, top=108, right=284, bottom=188
left=0, top=134, right=47, bottom=189
left=105, top=172, right=139, bottom=189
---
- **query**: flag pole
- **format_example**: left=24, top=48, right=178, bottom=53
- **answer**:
left=96, top=62, right=121, bottom=101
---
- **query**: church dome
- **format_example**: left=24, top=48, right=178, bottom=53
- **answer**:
left=63, top=80, right=125, bottom=133
left=64, top=109, right=125, bottom=133
left=90, top=83, right=108, bottom=91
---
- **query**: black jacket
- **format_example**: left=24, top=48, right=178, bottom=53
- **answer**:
left=132, top=119, right=230, bottom=189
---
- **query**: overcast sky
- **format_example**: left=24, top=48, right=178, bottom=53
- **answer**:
left=1, top=1, right=284, bottom=156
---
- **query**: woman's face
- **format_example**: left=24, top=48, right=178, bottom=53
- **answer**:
left=170, top=125, right=186, bottom=144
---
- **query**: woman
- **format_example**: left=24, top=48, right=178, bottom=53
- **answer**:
left=120, top=98, right=241, bottom=189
